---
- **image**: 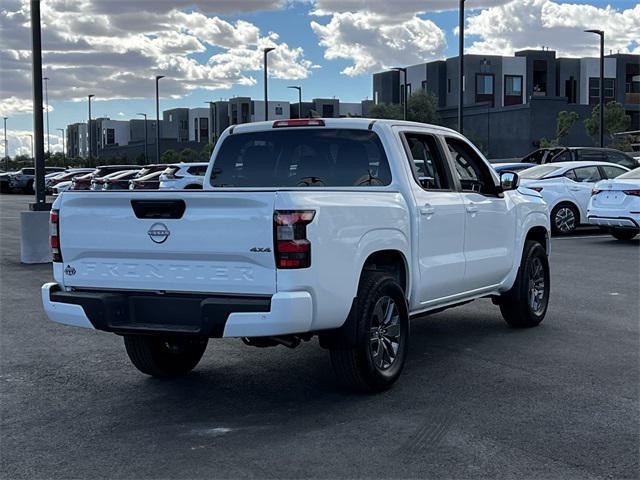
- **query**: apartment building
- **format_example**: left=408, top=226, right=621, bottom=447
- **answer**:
left=372, top=50, right=640, bottom=157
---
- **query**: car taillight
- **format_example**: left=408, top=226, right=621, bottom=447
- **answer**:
left=623, top=189, right=640, bottom=197
left=273, top=119, right=325, bottom=128
left=50, top=209, right=62, bottom=262
left=529, top=186, right=543, bottom=192
left=274, top=210, right=315, bottom=269
left=591, top=188, right=601, bottom=196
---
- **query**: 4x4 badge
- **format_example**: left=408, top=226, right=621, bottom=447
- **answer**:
left=64, top=265, right=76, bottom=276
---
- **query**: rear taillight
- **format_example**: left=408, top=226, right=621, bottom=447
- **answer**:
left=50, top=209, right=62, bottom=262
left=591, top=188, right=601, bottom=196
left=623, top=189, right=640, bottom=197
left=274, top=210, right=315, bottom=269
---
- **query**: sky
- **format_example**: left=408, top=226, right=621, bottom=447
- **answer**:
left=1, top=0, right=639, bottom=156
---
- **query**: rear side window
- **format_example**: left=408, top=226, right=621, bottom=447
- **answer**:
left=606, top=151, right=636, bottom=169
left=210, top=129, right=391, bottom=188
left=187, top=165, right=208, bottom=176
left=577, top=149, right=605, bottom=161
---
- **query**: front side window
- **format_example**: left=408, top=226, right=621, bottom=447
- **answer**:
left=445, top=137, right=497, bottom=195
left=600, top=165, right=627, bottom=179
left=403, top=133, right=451, bottom=190
left=210, top=129, right=391, bottom=188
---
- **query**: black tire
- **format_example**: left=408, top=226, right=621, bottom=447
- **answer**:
left=550, top=203, right=579, bottom=235
left=499, top=240, right=550, bottom=328
left=611, top=228, right=639, bottom=241
left=124, top=335, right=208, bottom=377
left=329, top=272, right=409, bottom=392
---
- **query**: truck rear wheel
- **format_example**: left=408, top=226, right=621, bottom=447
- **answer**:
left=329, top=272, right=409, bottom=392
left=124, top=335, right=208, bottom=377
left=499, top=240, right=550, bottom=328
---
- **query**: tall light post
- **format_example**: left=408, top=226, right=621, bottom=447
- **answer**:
left=585, top=29, right=605, bottom=147
left=2, top=117, right=7, bottom=170
left=263, top=47, right=275, bottom=121
left=155, top=75, right=164, bottom=163
left=287, top=86, right=302, bottom=118
left=87, top=94, right=94, bottom=164
left=31, top=0, right=47, bottom=208
left=136, top=113, right=148, bottom=164
left=392, top=67, right=408, bottom=120
left=43, top=76, right=50, bottom=154
left=26, top=133, right=33, bottom=162
left=458, top=0, right=466, bottom=134
left=56, top=128, right=65, bottom=159
left=204, top=102, right=218, bottom=146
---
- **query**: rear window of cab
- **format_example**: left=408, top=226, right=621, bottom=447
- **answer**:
left=210, top=129, right=391, bottom=188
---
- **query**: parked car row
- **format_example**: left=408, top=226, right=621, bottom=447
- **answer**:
left=0, top=163, right=209, bottom=195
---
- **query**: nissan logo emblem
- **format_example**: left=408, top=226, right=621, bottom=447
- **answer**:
left=148, top=222, right=170, bottom=244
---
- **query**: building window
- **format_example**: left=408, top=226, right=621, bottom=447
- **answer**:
left=422, top=80, right=427, bottom=91
left=250, top=101, right=255, bottom=115
left=105, top=128, right=115, bottom=145
left=504, top=75, right=523, bottom=106
left=447, top=78, right=451, bottom=94
left=199, top=117, right=208, bottom=142
left=475, top=73, right=495, bottom=106
left=588, top=78, right=616, bottom=105
left=169, top=114, right=173, bottom=122
left=275, top=106, right=283, bottom=116
left=533, top=59, right=547, bottom=96
left=322, top=104, right=334, bottom=117
left=624, top=63, right=640, bottom=105
left=565, top=77, right=577, bottom=104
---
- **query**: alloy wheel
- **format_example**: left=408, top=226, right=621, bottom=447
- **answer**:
left=369, top=296, right=401, bottom=370
left=555, top=207, right=575, bottom=233
left=528, top=256, right=546, bottom=315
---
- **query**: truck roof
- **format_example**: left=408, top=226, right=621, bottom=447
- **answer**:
left=228, top=117, right=461, bottom=136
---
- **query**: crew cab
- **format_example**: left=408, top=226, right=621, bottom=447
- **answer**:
left=42, top=119, right=551, bottom=392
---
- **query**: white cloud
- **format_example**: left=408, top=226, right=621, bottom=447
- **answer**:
left=465, top=0, right=640, bottom=57
left=311, top=12, right=446, bottom=76
left=0, top=0, right=315, bottom=116
left=3, top=129, right=64, bottom=157
left=312, top=0, right=511, bottom=18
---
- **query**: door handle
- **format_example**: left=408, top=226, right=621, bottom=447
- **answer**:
left=466, top=203, right=479, bottom=214
left=420, top=203, right=435, bottom=215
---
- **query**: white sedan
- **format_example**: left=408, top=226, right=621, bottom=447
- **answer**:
left=588, top=167, right=640, bottom=241
left=519, top=161, right=629, bottom=234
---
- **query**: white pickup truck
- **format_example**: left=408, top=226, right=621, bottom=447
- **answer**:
left=42, top=118, right=551, bottom=392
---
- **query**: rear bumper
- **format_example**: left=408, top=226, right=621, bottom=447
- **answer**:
left=587, top=216, right=639, bottom=229
left=41, top=283, right=313, bottom=338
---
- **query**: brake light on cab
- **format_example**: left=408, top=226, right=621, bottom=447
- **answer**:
left=50, top=209, right=62, bottom=262
left=274, top=210, right=315, bottom=269
left=272, top=119, right=325, bottom=128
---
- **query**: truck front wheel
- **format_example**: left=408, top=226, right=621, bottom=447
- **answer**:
left=124, top=335, right=208, bottom=377
left=499, top=240, right=550, bottom=328
left=329, top=272, right=409, bottom=392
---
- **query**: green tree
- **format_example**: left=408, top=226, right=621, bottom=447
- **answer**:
left=369, top=91, right=440, bottom=125
left=584, top=101, right=631, bottom=144
left=201, top=142, right=214, bottom=160
left=179, top=148, right=199, bottom=163
left=160, top=149, right=179, bottom=163
left=540, top=110, right=579, bottom=147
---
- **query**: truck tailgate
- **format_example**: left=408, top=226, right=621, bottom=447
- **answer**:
left=57, top=191, right=277, bottom=294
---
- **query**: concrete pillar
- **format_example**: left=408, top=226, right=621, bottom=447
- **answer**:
left=20, top=210, right=51, bottom=264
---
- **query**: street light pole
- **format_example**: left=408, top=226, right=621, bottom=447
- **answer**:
left=392, top=68, right=408, bottom=120
left=43, top=76, right=50, bottom=154
left=2, top=117, right=7, bottom=171
left=155, top=75, right=164, bottom=162
left=87, top=94, right=94, bottom=164
left=137, top=113, right=148, bottom=164
left=31, top=0, right=47, bottom=208
left=458, top=0, right=465, bottom=134
left=263, top=47, right=275, bottom=121
left=287, top=86, right=302, bottom=118
left=585, top=29, right=605, bottom=148
left=57, top=128, right=65, bottom=159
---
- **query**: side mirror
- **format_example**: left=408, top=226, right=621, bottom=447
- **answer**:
left=500, top=171, right=520, bottom=191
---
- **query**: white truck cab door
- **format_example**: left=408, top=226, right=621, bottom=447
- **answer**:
left=443, top=136, right=516, bottom=291
left=397, top=131, right=466, bottom=307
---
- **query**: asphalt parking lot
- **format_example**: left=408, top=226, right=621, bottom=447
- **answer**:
left=1, top=194, right=638, bottom=480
